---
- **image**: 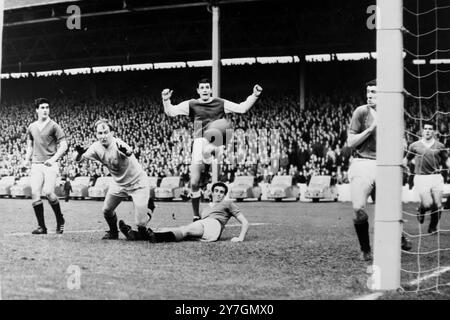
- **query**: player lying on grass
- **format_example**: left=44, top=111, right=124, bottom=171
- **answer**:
left=162, top=78, right=262, bottom=222
left=404, top=121, right=450, bottom=234
left=73, top=119, right=154, bottom=240
left=119, top=182, right=249, bottom=243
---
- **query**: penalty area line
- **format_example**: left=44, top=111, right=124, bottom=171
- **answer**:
left=5, top=222, right=270, bottom=237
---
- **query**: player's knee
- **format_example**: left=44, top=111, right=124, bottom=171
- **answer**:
left=422, top=200, right=433, bottom=210
left=135, top=209, right=149, bottom=227
left=430, top=203, right=440, bottom=212
left=42, top=187, right=54, bottom=198
left=103, top=207, right=116, bottom=218
left=353, top=209, right=369, bottom=224
left=31, top=192, right=41, bottom=201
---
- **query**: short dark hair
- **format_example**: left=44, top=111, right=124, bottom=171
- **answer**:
left=94, top=118, right=115, bottom=132
left=211, top=182, right=228, bottom=195
left=34, top=98, right=50, bottom=108
left=422, top=120, right=435, bottom=129
left=366, top=79, right=377, bottom=87
left=198, top=78, right=211, bottom=87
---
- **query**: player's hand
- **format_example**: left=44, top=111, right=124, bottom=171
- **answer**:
left=402, top=164, right=410, bottom=174
left=368, top=108, right=377, bottom=132
left=231, top=237, right=243, bottom=242
left=73, top=145, right=86, bottom=162
left=253, top=84, right=263, bottom=97
left=116, top=142, right=132, bottom=157
left=44, top=158, right=56, bottom=167
left=162, top=88, right=173, bottom=101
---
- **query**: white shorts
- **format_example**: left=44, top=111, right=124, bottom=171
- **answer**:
left=191, top=138, right=224, bottom=165
left=414, top=174, right=444, bottom=195
left=195, top=218, right=222, bottom=242
left=31, top=162, right=59, bottom=176
left=105, top=176, right=150, bottom=227
left=30, top=162, right=59, bottom=194
left=348, top=158, right=376, bottom=184
left=192, top=138, right=211, bottom=165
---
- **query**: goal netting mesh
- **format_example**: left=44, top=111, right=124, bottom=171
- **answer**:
left=401, top=0, right=450, bottom=293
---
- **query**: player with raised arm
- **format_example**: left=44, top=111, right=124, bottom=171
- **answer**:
left=119, top=182, right=249, bottom=243
left=347, top=80, right=411, bottom=262
left=23, top=98, right=68, bottom=235
left=162, top=78, right=262, bottom=221
left=73, top=119, right=153, bottom=240
left=404, top=121, right=450, bottom=234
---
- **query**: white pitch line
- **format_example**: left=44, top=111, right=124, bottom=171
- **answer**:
left=353, top=266, right=450, bottom=300
left=5, top=222, right=270, bottom=237
left=4, top=229, right=105, bottom=237
left=408, top=266, right=450, bottom=286
left=354, top=292, right=384, bottom=300
left=227, top=222, right=269, bottom=227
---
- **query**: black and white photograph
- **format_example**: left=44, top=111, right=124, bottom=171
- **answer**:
left=0, top=0, right=450, bottom=306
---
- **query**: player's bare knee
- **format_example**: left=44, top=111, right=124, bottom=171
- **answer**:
left=45, top=192, right=57, bottom=202
left=135, top=209, right=149, bottom=227
left=422, top=201, right=433, bottom=211
left=353, top=209, right=369, bottom=224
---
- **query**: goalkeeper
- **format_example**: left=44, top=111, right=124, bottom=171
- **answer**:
left=119, top=182, right=249, bottom=243
left=73, top=119, right=154, bottom=240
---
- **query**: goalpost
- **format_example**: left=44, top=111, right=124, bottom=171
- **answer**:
left=0, top=0, right=3, bottom=102
left=372, top=0, right=404, bottom=290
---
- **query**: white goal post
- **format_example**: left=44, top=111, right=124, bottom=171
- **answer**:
left=373, top=0, right=404, bottom=290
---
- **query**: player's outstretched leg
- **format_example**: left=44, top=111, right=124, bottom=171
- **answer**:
left=119, top=220, right=185, bottom=242
left=119, top=220, right=154, bottom=241
left=31, top=200, right=47, bottom=234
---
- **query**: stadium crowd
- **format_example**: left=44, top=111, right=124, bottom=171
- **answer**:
left=0, top=91, right=359, bottom=186
left=1, top=62, right=449, bottom=189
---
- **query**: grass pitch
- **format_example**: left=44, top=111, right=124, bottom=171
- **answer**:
left=0, top=198, right=449, bottom=300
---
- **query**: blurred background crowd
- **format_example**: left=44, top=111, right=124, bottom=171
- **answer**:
left=1, top=61, right=449, bottom=188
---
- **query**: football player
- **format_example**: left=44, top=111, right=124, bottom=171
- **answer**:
left=119, top=182, right=249, bottom=243
left=347, top=80, right=411, bottom=261
left=23, top=98, right=68, bottom=235
left=162, top=78, right=262, bottom=221
left=404, top=121, right=450, bottom=234
left=73, top=119, right=153, bottom=240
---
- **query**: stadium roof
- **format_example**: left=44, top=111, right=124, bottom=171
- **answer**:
left=4, top=0, right=81, bottom=11
left=1, top=0, right=380, bottom=73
